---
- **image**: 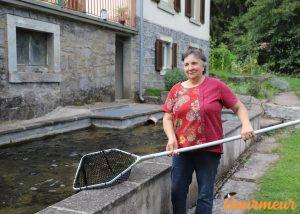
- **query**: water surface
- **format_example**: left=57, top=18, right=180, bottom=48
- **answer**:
left=0, top=123, right=167, bottom=214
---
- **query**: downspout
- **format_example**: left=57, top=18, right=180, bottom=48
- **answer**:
left=138, top=0, right=145, bottom=102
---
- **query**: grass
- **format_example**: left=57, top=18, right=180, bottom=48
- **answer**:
left=209, top=69, right=235, bottom=81
left=144, top=88, right=162, bottom=97
left=248, top=129, right=300, bottom=214
left=281, top=76, right=300, bottom=97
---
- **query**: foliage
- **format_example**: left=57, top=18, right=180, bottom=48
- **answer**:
left=226, top=0, right=300, bottom=74
left=209, top=69, right=234, bottom=81
left=210, top=42, right=236, bottom=72
left=144, top=88, right=162, bottom=97
left=231, top=55, right=268, bottom=75
left=212, top=69, right=280, bottom=99
left=210, top=42, right=267, bottom=75
left=281, top=76, right=300, bottom=93
left=163, top=68, right=187, bottom=91
left=210, top=0, right=249, bottom=43
left=228, top=80, right=280, bottom=99
left=228, top=82, right=250, bottom=95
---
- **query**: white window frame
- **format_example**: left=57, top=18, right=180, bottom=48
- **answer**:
left=158, top=0, right=175, bottom=15
left=159, top=35, right=173, bottom=75
left=189, top=0, right=202, bottom=26
left=7, top=14, right=61, bottom=83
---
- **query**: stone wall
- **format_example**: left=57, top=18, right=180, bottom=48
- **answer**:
left=134, top=18, right=209, bottom=90
left=0, top=3, right=117, bottom=121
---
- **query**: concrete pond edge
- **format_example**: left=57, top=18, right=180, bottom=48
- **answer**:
left=37, top=106, right=263, bottom=213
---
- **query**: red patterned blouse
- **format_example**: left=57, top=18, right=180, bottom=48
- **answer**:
left=162, top=77, right=238, bottom=153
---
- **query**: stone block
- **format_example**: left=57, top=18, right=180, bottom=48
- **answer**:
left=219, top=179, right=257, bottom=200
left=263, top=103, right=300, bottom=120
left=233, top=153, right=279, bottom=181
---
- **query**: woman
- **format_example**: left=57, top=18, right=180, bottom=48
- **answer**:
left=162, top=48, right=254, bottom=214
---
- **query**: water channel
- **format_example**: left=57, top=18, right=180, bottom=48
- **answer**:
left=0, top=123, right=167, bottom=214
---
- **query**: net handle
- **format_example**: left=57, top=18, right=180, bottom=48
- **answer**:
left=139, top=119, right=300, bottom=162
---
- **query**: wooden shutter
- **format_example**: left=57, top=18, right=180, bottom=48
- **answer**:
left=172, top=43, right=178, bottom=69
left=185, top=0, right=192, bottom=18
left=155, top=39, right=163, bottom=71
left=200, top=0, right=205, bottom=24
left=174, top=0, right=181, bottom=13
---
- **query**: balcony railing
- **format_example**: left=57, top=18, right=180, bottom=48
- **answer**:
left=41, top=0, right=136, bottom=28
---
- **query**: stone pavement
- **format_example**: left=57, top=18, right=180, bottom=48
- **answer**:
left=262, top=91, right=300, bottom=125
left=271, top=91, right=300, bottom=107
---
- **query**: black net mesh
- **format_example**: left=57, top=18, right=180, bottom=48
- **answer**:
left=74, top=149, right=137, bottom=189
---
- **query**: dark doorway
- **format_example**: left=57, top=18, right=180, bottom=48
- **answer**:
left=115, top=37, right=124, bottom=99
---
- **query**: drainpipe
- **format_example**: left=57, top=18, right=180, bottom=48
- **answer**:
left=138, top=0, right=145, bottom=102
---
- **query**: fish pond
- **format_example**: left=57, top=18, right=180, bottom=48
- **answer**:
left=0, top=123, right=167, bottom=214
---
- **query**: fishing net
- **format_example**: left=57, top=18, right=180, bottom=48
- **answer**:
left=73, top=149, right=137, bottom=190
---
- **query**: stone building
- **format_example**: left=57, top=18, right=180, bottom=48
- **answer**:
left=0, top=0, right=210, bottom=121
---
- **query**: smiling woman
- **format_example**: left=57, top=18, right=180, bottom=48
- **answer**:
left=162, top=48, right=255, bottom=213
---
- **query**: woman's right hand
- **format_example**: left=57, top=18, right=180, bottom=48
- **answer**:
left=166, top=138, right=179, bottom=156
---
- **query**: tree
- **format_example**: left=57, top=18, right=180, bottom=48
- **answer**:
left=226, top=0, right=300, bottom=74
left=210, top=0, right=249, bottom=43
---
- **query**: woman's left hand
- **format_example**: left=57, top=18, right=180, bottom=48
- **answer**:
left=241, top=123, right=255, bottom=141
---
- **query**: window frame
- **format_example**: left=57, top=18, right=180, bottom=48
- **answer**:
left=186, top=0, right=205, bottom=25
left=7, top=14, right=61, bottom=83
left=155, top=35, right=177, bottom=75
left=157, top=0, right=176, bottom=15
left=160, top=35, right=173, bottom=75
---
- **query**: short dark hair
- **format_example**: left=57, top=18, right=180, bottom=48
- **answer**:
left=182, top=47, right=207, bottom=74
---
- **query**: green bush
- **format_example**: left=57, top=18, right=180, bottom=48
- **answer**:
left=228, top=80, right=280, bottom=100
left=257, top=81, right=280, bottom=99
left=247, top=81, right=261, bottom=97
left=228, top=82, right=250, bottom=95
left=210, top=40, right=267, bottom=75
left=163, top=68, right=187, bottom=91
left=231, top=55, right=268, bottom=75
left=210, top=42, right=236, bottom=72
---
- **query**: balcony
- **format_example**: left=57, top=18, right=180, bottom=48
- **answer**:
left=41, top=0, right=136, bottom=28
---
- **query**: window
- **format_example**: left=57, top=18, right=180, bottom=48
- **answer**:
left=185, top=0, right=205, bottom=24
left=6, top=14, right=60, bottom=83
left=155, top=36, right=177, bottom=75
left=17, top=28, right=48, bottom=66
